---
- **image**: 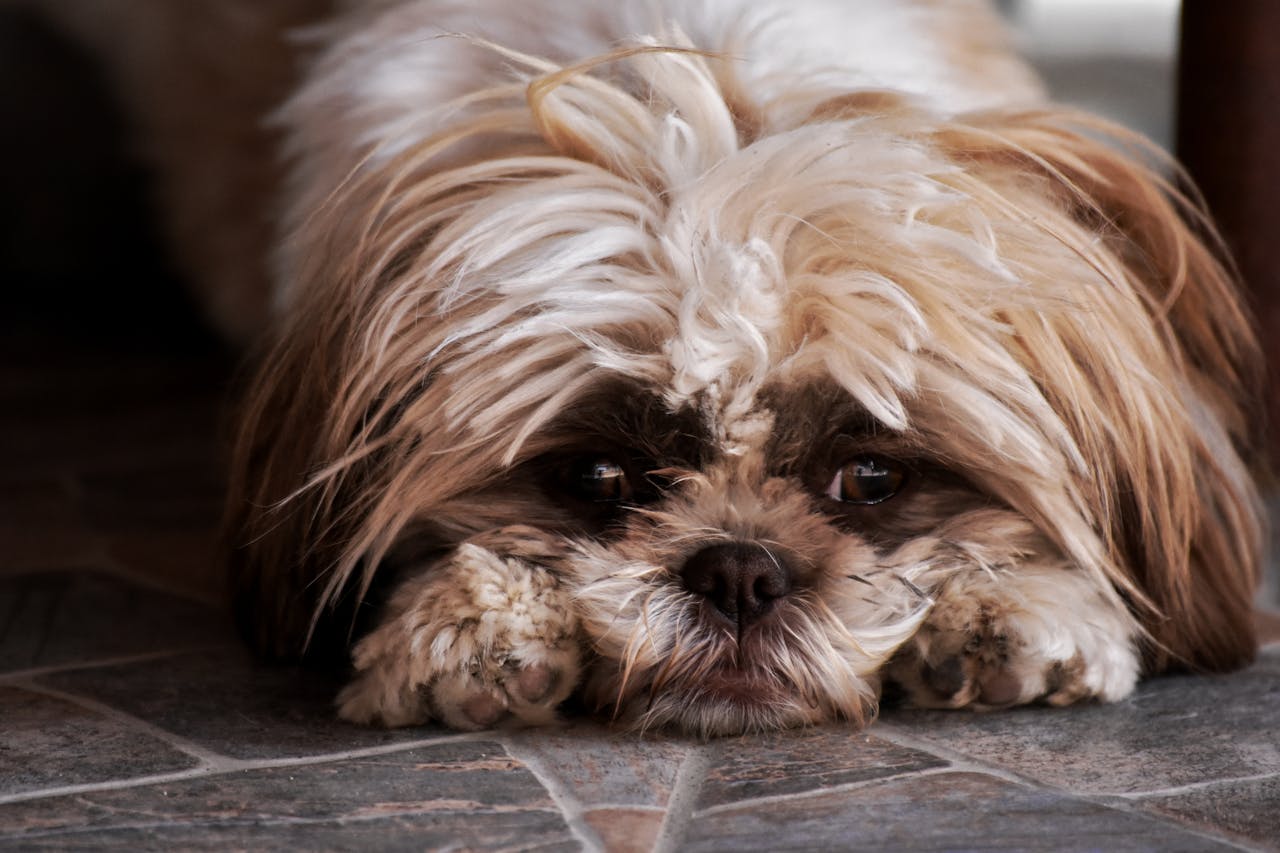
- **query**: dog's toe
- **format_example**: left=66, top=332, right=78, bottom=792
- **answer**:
left=428, top=656, right=572, bottom=730
left=511, top=662, right=557, bottom=704
left=920, top=654, right=968, bottom=699
left=887, top=614, right=1031, bottom=710
left=426, top=672, right=506, bottom=730
left=884, top=568, right=1140, bottom=711
left=337, top=535, right=582, bottom=730
left=975, top=667, right=1023, bottom=707
left=462, top=692, right=509, bottom=728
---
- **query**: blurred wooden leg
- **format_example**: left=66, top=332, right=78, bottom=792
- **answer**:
left=1177, top=1, right=1280, bottom=462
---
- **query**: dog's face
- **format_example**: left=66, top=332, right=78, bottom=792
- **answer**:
left=517, top=379, right=1042, bottom=733
left=231, top=42, right=1261, bottom=735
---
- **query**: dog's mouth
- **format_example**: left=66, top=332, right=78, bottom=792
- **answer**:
left=693, top=666, right=789, bottom=705
left=571, top=552, right=882, bottom=735
left=582, top=614, right=864, bottom=736
left=628, top=657, right=833, bottom=737
left=682, top=613, right=795, bottom=705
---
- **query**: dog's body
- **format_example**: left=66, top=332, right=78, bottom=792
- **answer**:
left=35, top=0, right=1263, bottom=735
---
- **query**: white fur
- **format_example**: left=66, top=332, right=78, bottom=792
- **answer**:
left=216, top=0, right=1260, bottom=732
left=26, top=0, right=1260, bottom=734
left=274, top=0, right=1042, bottom=311
left=894, top=562, right=1141, bottom=708
left=338, top=527, right=581, bottom=729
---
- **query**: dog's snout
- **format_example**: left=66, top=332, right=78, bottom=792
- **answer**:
left=680, top=542, right=791, bottom=627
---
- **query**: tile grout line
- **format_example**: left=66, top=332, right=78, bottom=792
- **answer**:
left=6, top=803, right=579, bottom=844
left=210, top=730, right=492, bottom=769
left=873, top=722, right=1268, bottom=852
left=500, top=735, right=607, bottom=853
left=651, top=743, right=712, bottom=853
left=16, top=679, right=230, bottom=767
left=0, top=767, right=223, bottom=807
left=0, top=726, right=494, bottom=806
left=689, top=765, right=960, bottom=818
left=1107, top=770, right=1280, bottom=801
left=875, top=718, right=1280, bottom=803
left=1078, top=801, right=1264, bottom=853
left=871, top=721, right=1062, bottom=791
left=653, top=687, right=1248, bottom=824
left=0, top=644, right=234, bottom=685
left=17, top=672, right=494, bottom=772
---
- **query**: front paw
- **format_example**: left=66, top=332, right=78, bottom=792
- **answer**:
left=885, top=569, right=1139, bottom=710
left=337, top=534, right=581, bottom=730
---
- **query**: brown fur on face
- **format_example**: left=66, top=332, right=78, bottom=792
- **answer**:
left=37, top=0, right=1259, bottom=733
left=930, top=109, right=1264, bottom=672
left=229, top=23, right=1260, bottom=733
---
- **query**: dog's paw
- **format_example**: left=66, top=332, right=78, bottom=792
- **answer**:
left=336, top=529, right=581, bottom=729
left=885, top=568, right=1139, bottom=710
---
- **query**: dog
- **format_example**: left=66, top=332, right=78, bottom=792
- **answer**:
left=31, top=0, right=1264, bottom=736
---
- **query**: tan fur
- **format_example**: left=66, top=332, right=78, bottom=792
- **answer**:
left=337, top=526, right=581, bottom=729
left=35, top=0, right=1264, bottom=734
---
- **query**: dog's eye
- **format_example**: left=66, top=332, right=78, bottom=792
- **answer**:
left=825, top=455, right=906, bottom=505
left=571, top=457, right=633, bottom=503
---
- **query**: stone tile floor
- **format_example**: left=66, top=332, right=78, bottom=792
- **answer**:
left=2, top=339, right=1279, bottom=852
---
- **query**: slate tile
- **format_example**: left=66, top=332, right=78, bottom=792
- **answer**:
left=696, top=726, right=947, bottom=810
left=38, top=646, right=441, bottom=760
left=0, top=741, right=578, bottom=851
left=0, top=571, right=230, bottom=674
left=583, top=807, right=663, bottom=853
left=682, top=771, right=1236, bottom=852
left=0, top=686, right=198, bottom=797
left=882, top=648, right=1280, bottom=795
left=1138, top=776, right=1280, bottom=850
left=506, top=724, right=692, bottom=808
left=0, top=810, right=577, bottom=853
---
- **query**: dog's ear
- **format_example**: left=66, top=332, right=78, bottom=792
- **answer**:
left=939, top=110, right=1264, bottom=673
left=224, top=323, right=360, bottom=663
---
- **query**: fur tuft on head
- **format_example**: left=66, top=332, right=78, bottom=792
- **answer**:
left=221, top=1, right=1261, bottom=733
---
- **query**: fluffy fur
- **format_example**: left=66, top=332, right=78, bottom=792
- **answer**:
left=35, top=0, right=1264, bottom=736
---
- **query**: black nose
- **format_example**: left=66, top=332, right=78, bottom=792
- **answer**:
left=679, top=542, right=792, bottom=627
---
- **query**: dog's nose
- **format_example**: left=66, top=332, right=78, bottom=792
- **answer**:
left=680, top=542, right=791, bottom=627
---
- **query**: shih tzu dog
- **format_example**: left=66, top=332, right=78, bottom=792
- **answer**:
left=36, top=0, right=1263, bottom=735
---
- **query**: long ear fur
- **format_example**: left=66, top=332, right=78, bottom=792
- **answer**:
left=225, top=322, right=371, bottom=663
left=227, top=37, right=1264, bottom=677
left=937, top=109, right=1264, bottom=672
left=224, top=45, right=669, bottom=661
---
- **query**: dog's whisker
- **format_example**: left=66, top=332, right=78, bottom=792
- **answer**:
left=897, top=575, right=929, bottom=600
left=62, top=0, right=1256, bottom=738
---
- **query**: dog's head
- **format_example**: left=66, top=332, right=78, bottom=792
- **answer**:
left=230, top=40, right=1262, bottom=734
